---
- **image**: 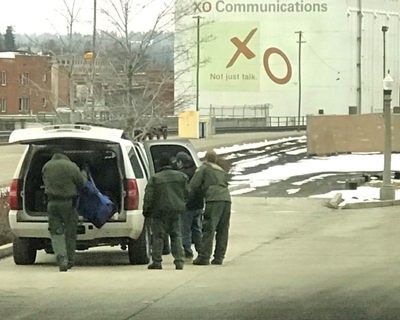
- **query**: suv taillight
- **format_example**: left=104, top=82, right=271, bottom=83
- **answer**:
left=127, top=179, right=139, bottom=210
left=9, top=179, right=19, bottom=210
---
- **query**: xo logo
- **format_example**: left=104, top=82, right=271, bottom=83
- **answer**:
left=194, top=1, right=212, bottom=12
left=227, top=28, right=292, bottom=85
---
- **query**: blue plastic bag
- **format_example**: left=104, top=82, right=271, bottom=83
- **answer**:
left=78, top=180, right=117, bottom=229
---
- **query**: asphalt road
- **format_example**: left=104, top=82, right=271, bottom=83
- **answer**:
left=2, top=197, right=400, bottom=320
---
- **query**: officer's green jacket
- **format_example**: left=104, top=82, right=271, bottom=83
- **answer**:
left=189, top=161, right=231, bottom=203
left=42, top=153, right=87, bottom=198
left=143, top=166, right=189, bottom=218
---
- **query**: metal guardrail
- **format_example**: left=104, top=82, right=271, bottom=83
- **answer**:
left=267, top=116, right=307, bottom=127
left=209, top=104, right=272, bottom=118
left=215, top=125, right=306, bottom=134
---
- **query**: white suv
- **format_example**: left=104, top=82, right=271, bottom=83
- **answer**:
left=8, top=124, right=201, bottom=265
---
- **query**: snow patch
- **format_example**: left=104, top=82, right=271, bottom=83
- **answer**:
left=287, top=188, right=301, bottom=194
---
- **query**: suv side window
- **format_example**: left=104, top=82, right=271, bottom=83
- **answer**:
left=128, top=148, right=144, bottom=179
left=150, top=145, right=192, bottom=173
left=134, top=145, right=149, bottom=179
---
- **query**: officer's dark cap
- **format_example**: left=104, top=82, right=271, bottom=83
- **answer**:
left=176, top=151, right=191, bottom=164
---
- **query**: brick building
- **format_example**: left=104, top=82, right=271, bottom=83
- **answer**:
left=0, top=52, right=174, bottom=121
left=0, top=52, right=54, bottom=115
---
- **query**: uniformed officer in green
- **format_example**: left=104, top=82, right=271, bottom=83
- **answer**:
left=143, top=152, right=188, bottom=270
left=42, top=148, right=87, bottom=272
left=190, top=150, right=231, bottom=266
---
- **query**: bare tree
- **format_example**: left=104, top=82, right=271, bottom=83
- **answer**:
left=21, top=0, right=212, bottom=136
left=94, top=0, right=209, bottom=139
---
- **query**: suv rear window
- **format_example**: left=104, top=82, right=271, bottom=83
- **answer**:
left=128, top=149, right=144, bottom=179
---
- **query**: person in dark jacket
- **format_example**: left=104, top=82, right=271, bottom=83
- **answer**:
left=175, top=151, right=203, bottom=261
left=190, top=150, right=231, bottom=266
left=143, top=152, right=189, bottom=270
left=42, top=148, right=87, bottom=272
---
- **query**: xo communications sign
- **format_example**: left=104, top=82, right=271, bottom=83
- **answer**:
left=194, top=1, right=328, bottom=13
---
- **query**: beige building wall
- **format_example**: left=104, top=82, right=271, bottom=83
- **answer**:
left=307, top=114, right=400, bottom=155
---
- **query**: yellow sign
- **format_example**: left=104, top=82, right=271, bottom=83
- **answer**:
left=84, top=52, right=94, bottom=63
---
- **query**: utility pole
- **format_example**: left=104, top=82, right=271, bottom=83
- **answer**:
left=92, top=0, right=97, bottom=119
left=357, top=0, right=362, bottom=113
left=193, top=16, right=202, bottom=112
left=295, top=31, right=306, bottom=131
left=382, top=26, right=388, bottom=79
left=93, top=0, right=96, bottom=57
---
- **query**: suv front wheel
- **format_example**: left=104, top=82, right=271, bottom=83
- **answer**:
left=128, top=222, right=151, bottom=265
left=13, top=237, right=37, bottom=265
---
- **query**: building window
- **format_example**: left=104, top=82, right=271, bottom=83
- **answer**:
left=0, top=71, right=6, bottom=86
left=20, top=73, right=29, bottom=85
left=0, top=98, right=6, bottom=112
left=43, top=73, right=47, bottom=82
left=43, top=98, right=47, bottom=107
left=19, top=98, right=30, bottom=113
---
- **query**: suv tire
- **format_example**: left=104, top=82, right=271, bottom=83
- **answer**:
left=128, top=222, right=151, bottom=265
left=13, top=237, right=37, bottom=265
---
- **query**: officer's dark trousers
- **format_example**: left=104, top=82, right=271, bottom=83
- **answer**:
left=151, top=214, right=184, bottom=267
left=198, top=201, right=231, bottom=262
left=181, top=208, right=203, bottom=258
left=47, top=199, right=78, bottom=263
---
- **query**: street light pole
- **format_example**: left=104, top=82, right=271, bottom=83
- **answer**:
left=380, top=73, right=395, bottom=200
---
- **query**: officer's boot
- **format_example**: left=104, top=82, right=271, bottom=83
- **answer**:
left=51, top=234, right=68, bottom=272
left=66, top=233, right=77, bottom=269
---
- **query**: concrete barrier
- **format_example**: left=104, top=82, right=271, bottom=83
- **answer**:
left=307, top=113, right=400, bottom=155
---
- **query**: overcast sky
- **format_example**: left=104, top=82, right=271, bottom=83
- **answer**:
left=2, top=0, right=166, bottom=36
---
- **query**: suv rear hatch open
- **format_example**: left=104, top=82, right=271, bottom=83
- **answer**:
left=9, top=125, right=127, bottom=222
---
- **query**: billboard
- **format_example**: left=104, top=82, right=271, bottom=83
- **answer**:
left=176, top=0, right=400, bottom=116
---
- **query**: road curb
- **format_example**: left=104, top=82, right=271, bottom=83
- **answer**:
left=341, top=199, right=400, bottom=209
left=0, top=243, right=12, bottom=260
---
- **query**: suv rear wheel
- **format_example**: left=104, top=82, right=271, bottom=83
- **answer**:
left=128, top=222, right=151, bottom=265
left=13, top=237, right=37, bottom=265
